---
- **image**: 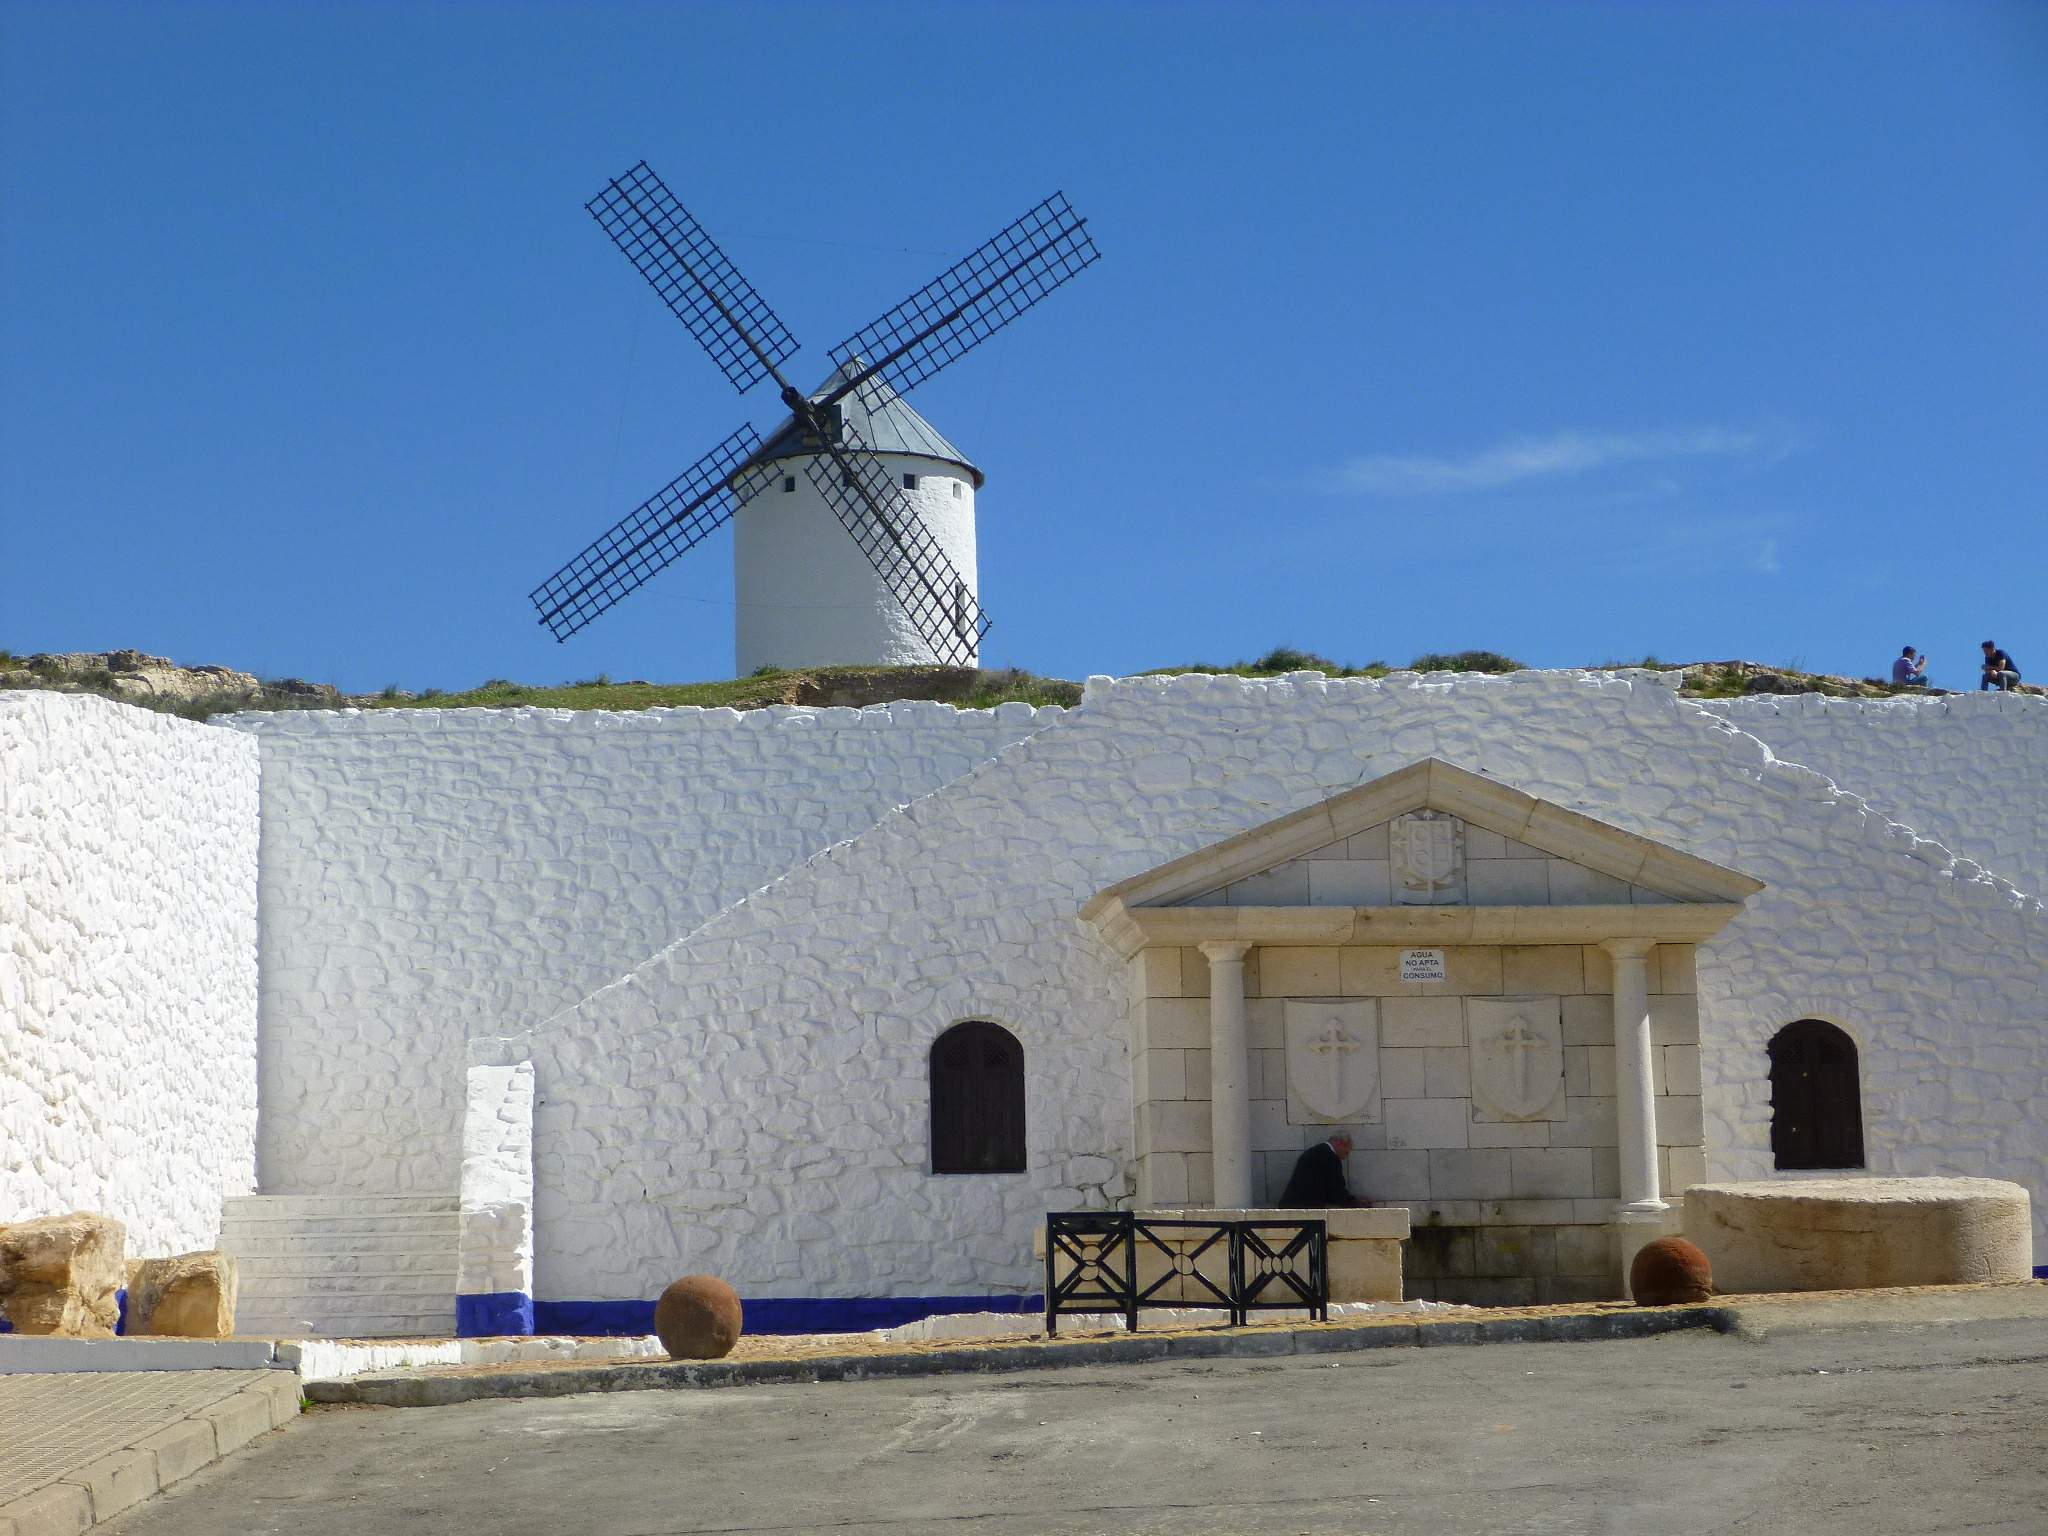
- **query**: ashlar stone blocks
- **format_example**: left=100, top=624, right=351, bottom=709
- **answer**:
left=1133, top=928, right=1710, bottom=1297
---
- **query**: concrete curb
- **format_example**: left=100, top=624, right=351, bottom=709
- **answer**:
left=0, top=1338, right=285, bottom=1375
left=308, top=1308, right=1728, bottom=1408
left=1720, top=1284, right=2048, bottom=1340
left=0, top=1373, right=301, bottom=1536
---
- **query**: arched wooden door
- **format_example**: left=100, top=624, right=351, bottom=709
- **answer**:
left=930, top=1021, right=1025, bottom=1174
left=1768, top=1019, right=1865, bottom=1170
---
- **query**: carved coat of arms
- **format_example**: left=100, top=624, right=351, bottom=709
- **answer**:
left=1391, top=811, right=1465, bottom=904
left=1466, top=997, right=1566, bottom=1121
left=1284, top=1000, right=1380, bottom=1124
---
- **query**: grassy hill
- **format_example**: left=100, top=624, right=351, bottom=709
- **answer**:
left=1, top=645, right=2000, bottom=720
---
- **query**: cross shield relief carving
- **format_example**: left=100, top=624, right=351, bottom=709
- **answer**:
left=1390, top=811, right=1465, bottom=904
left=1283, top=1000, right=1380, bottom=1124
left=1466, top=997, right=1566, bottom=1121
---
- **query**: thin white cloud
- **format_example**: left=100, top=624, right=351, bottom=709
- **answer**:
left=1332, top=427, right=1782, bottom=496
left=1572, top=511, right=1795, bottom=579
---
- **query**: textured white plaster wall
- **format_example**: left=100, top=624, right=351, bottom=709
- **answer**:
left=0, top=692, right=259, bottom=1254
left=226, top=702, right=1050, bottom=1197
left=734, top=451, right=978, bottom=673
left=459, top=1061, right=534, bottom=1299
left=1703, top=692, right=2048, bottom=899
left=528, top=670, right=2048, bottom=1304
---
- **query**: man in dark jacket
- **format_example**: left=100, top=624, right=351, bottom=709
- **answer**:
left=1981, top=640, right=2022, bottom=692
left=1277, top=1133, right=1366, bottom=1207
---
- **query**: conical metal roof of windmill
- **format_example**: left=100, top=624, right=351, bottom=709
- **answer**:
left=530, top=162, right=1098, bottom=667
left=740, top=362, right=984, bottom=488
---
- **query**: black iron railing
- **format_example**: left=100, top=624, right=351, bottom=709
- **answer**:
left=1043, top=1211, right=1328, bottom=1335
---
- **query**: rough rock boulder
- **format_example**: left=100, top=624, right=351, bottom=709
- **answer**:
left=127, top=1250, right=239, bottom=1337
left=0, top=1212, right=127, bottom=1336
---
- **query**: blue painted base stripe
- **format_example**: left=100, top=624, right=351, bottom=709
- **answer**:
left=457, top=1291, right=537, bottom=1337
left=530, top=1293, right=1041, bottom=1338
left=2034, top=1264, right=2047, bottom=1280
left=532, top=1299, right=654, bottom=1336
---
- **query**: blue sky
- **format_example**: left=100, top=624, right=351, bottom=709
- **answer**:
left=4, top=1, right=2042, bottom=693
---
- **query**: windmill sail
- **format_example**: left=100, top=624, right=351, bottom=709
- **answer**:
left=587, top=161, right=801, bottom=394
left=803, top=424, right=989, bottom=667
left=537, top=165, right=1101, bottom=653
left=531, top=426, right=773, bottom=641
left=823, top=193, right=1098, bottom=406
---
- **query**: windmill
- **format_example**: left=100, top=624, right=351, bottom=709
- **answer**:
left=531, top=162, right=1101, bottom=669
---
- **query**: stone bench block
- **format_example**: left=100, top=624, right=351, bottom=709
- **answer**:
left=1683, top=1177, right=2032, bottom=1293
left=0, top=1212, right=125, bottom=1337
left=126, top=1251, right=238, bottom=1337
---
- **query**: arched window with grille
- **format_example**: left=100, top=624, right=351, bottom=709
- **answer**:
left=930, top=1021, right=1025, bottom=1174
left=1768, top=1019, right=1865, bottom=1170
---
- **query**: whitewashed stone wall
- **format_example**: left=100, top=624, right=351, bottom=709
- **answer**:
left=522, top=671, right=2048, bottom=1302
left=224, top=703, right=1050, bottom=1197
left=459, top=1059, right=535, bottom=1304
left=1702, top=693, right=2048, bottom=899
left=0, top=692, right=259, bottom=1255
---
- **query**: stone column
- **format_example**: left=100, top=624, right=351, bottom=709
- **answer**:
left=1602, top=939, right=1664, bottom=1217
left=1198, top=939, right=1256, bottom=1208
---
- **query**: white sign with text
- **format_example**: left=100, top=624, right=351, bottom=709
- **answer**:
left=1400, top=948, right=1447, bottom=983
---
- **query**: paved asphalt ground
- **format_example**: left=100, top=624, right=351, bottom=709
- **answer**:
left=107, top=1320, right=2046, bottom=1536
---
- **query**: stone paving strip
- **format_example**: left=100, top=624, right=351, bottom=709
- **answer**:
left=0, top=1368, right=300, bottom=1536
left=308, top=1279, right=2048, bottom=1409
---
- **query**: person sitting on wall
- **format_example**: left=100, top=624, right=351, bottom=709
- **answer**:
left=1277, top=1133, right=1367, bottom=1207
left=1980, top=640, right=2022, bottom=692
left=1891, top=646, right=1929, bottom=687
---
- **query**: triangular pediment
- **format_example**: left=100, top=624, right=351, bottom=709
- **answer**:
left=1081, top=758, right=1763, bottom=920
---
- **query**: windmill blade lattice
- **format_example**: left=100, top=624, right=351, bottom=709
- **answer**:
left=587, top=162, right=801, bottom=394
left=823, top=193, right=1099, bottom=407
left=534, top=164, right=1100, bottom=651
left=805, top=425, right=989, bottom=667
left=531, top=426, right=775, bottom=641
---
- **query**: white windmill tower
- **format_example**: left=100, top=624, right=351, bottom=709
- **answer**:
left=729, top=365, right=982, bottom=673
left=531, top=162, right=1099, bottom=673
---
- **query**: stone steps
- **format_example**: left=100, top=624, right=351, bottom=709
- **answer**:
left=239, top=1273, right=456, bottom=1299
left=233, top=1251, right=459, bottom=1278
left=223, top=1194, right=460, bottom=1217
left=222, top=1211, right=459, bottom=1238
left=236, top=1318, right=460, bottom=1343
left=216, top=1226, right=459, bottom=1250
left=218, top=1194, right=462, bottom=1339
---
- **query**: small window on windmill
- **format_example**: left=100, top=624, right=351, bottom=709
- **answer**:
left=951, top=479, right=962, bottom=499
left=902, top=473, right=918, bottom=490
left=782, top=476, right=796, bottom=494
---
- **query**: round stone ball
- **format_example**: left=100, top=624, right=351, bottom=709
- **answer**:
left=1629, top=1237, right=1716, bottom=1306
left=655, top=1275, right=744, bottom=1360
